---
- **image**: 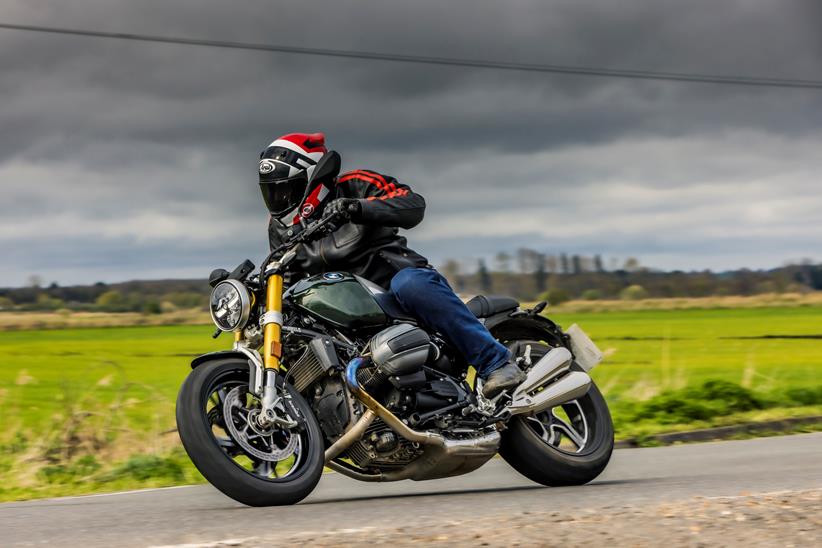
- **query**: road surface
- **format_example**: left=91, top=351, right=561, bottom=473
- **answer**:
left=1, top=433, right=820, bottom=547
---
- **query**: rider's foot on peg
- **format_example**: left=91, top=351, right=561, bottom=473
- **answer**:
left=481, top=361, right=526, bottom=399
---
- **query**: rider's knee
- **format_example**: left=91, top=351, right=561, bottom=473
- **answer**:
left=390, top=267, right=430, bottom=304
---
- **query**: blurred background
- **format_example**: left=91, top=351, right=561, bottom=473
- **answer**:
left=0, top=0, right=820, bottom=501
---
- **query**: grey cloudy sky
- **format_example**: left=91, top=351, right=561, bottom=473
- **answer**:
left=1, top=0, right=821, bottom=286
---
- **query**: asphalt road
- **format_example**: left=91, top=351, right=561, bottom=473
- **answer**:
left=1, top=433, right=820, bottom=547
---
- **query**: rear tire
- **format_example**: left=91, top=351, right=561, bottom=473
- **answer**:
left=176, top=359, right=324, bottom=506
left=499, top=382, right=614, bottom=486
left=492, top=318, right=614, bottom=486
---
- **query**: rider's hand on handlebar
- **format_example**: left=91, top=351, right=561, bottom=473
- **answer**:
left=321, top=198, right=361, bottom=231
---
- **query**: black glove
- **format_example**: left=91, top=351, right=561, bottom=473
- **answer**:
left=322, top=198, right=362, bottom=229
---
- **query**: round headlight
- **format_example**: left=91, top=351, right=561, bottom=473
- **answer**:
left=209, top=279, right=251, bottom=332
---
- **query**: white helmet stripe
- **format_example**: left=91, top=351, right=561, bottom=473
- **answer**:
left=267, top=139, right=324, bottom=162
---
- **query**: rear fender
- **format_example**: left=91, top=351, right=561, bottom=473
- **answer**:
left=486, top=313, right=568, bottom=348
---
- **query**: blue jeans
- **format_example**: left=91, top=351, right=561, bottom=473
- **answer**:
left=390, top=267, right=510, bottom=378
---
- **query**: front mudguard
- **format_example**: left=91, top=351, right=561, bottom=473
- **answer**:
left=190, top=349, right=264, bottom=397
left=190, top=350, right=249, bottom=369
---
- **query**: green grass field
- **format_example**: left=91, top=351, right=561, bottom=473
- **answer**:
left=1, top=324, right=223, bottom=436
left=0, top=305, right=820, bottom=500
left=552, top=306, right=822, bottom=399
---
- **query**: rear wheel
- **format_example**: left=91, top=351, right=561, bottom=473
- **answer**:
left=494, top=320, right=614, bottom=486
left=176, top=359, right=324, bottom=506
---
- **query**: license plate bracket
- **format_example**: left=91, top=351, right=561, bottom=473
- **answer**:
left=565, top=323, right=603, bottom=372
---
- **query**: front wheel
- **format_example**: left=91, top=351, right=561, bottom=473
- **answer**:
left=176, top=359, right=324, bottom=506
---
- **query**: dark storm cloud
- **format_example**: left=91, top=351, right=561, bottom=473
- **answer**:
left=1, top=0, right=821, bottom=285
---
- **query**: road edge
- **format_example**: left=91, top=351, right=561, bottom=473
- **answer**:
left=615, top=415, right=822, bottom=448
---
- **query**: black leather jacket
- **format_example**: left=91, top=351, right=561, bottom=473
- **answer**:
left=268, top=169, right=429, bottom=288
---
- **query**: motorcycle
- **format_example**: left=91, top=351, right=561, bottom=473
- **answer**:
left=176, top=152, right=614, bottom=506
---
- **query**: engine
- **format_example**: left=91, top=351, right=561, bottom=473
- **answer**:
left=344, top=324, right=477, bottom=471
left=344, top=417, right=421, bottom=470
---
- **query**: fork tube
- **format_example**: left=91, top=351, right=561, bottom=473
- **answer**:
left=263, top=273, right=284, bottom=370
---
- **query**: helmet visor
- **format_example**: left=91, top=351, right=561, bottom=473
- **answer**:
left=259, top=174, right=307, bottom=215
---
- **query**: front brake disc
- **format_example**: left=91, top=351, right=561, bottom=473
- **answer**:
left=223, top=387, right=299, bottom=462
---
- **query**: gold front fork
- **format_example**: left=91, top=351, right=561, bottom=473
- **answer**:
left=262, top=273, right=284, bottom=370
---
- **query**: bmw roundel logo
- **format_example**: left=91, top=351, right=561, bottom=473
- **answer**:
left=323, top=272, right=344, bottom=281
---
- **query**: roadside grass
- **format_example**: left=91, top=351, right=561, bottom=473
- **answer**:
left=544, top=291, right=822, bottom=313
left=0, top=305, right=820, bottom=501
left=0, top=309, right=210, bottom=331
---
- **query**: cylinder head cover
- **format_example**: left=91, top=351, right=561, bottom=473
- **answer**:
left=369, top=323, right=431, bottom=377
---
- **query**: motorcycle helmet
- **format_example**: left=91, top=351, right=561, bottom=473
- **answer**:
left=259, top=133, right=327, bottom=216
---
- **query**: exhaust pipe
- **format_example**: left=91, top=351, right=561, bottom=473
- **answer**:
left=324, top=409, right=376, bottom=462
left=329, top=353, right=587, bottom=481
left=330, top=357, right=500, bottom=482
left=343, top=357, right=441, bottom=446
left=507, top=347, right=592, bottom=416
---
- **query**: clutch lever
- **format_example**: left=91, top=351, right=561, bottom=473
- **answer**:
left=299, top=216, right=335, bottom=241
left=258, top=216, right=336, bottom=277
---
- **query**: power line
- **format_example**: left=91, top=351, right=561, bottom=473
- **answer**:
left=2, top=21, right=822, bottom=90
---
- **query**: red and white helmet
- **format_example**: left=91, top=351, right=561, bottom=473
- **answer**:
left=259, top=133, right=327, bottom=217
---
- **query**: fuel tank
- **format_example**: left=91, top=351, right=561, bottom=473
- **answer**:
left=285, top=272, right=388, bottom=329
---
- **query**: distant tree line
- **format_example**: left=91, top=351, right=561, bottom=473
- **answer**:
left=0, top=278, right=210, bottom=313
left=440, top=250, right=822, bottom=303
left=0, top=254, right=820, bottom=312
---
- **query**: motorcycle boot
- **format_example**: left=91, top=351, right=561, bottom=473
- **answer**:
left=481, top=361, right=526, bottom=399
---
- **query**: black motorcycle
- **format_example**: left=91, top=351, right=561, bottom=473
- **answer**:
left=176, top=154, right=614, bottom=506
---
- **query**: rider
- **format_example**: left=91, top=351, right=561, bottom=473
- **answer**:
left=259, top=132, right=525, bottom=398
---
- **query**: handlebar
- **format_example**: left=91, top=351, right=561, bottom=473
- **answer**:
left=258, top=215, right=338, bottom=278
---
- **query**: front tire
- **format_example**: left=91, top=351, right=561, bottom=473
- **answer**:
left=176, top=359, right=324, bottom=506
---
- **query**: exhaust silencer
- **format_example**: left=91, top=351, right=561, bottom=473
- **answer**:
left=507, top=347, right=592, bottom=416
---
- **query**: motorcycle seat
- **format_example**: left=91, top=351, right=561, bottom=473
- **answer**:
left=465, top=295, right=520, bottom=318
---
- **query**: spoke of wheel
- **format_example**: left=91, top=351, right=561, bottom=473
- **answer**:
left=546, top=424, right=567, bottom=448
left=254, top=460, right=274, bottom=478
left=207, top=407, right=221, bottom=425
left=216, top=436, right=239, bottom=453
left=526, top=416, right=551, bottom=444
left=550, top=410, right=585, bottom=449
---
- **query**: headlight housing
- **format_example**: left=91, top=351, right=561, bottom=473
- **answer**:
left=209, top=279, right=251, bottom=332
